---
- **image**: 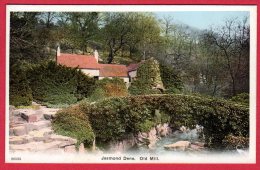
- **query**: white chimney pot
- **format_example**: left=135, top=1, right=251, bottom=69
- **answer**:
left=94, top=49, right=99, bottom=62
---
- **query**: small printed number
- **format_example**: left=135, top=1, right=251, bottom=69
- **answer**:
left=11, top=157, right=21, bottom=160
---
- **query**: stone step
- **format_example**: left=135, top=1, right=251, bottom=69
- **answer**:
left=49, top=134, right=77, bottom=148
left=10, top=125, right=27, bottom=136
left=9, top=135, right=33, bottom=145
left=43, top=108, right=60, bottom=120
left=28, top=127, right=54, bottom=142
left=10, top=128, right=53, bottom=144
left=10, top=120, right=52, bottom=136
left=26, top=120, right=52, bottom=131
left=19, top=109, right=43, bottom=123
left=10, top=141, right=62, bottom=152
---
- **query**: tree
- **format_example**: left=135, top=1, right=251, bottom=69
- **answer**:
left=66, top=12, right=100, bottom=54
left=204, top=17, right=249, bottom=96
left=101, top=13, right=162, bottom=63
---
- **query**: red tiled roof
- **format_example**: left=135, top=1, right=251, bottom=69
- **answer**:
left=57, top=53, right=131, bottom=77
left=57, top=53, right=100, bottom=69
left=99, top=64, right=128, bottom=77
left=127, top=61, right=144, bottom=72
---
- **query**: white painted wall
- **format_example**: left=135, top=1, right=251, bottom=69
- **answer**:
left=99, top=76, right=129, bottom=84
left=128, top=70, right=137, bottom=78
left=80, top=69, right=100, bottom=77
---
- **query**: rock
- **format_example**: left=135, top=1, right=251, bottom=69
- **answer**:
left=193, top=142, right=205, bottom=147
left=157, top=123, right=171, bottom=137
left=190, top=144, right=204, bottom=151
left=78, top=143, right=85, bottom=153
left=49, top=134, right=77, bottom=143
left=148, top=127, right=157, bottom=137
left=9, top=136, right=26, bottom=145
left=10, top=141, right=61, bottom=152
left=9, top=128, right=14, bottom=136
left=43, top=108, right=59, bottom=120
left=148, top=128, right=158, bottom=149
left=12, top=126, right=27, bottom=136
left=180, top=126, right=187, bottom=132
left=28, top=128, right=53, bottom=142
left=26, top=120, right=51, bottom=132
left=20, top=110, right=42, bottom=123
left=164, top=141, right=191, bottom=151
left=64, top=145, right=77, bottom=153
left=12, top=110, right=21, bottom=117
left=141, top=132, right=148, bottom=138
left=108, top=134, right=136, bottom=153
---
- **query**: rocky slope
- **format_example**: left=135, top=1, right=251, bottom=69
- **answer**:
left=9, top=103, right=85, bottom=153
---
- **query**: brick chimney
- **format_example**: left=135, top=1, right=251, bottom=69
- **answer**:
left=94, top=49, right=99, bottom=63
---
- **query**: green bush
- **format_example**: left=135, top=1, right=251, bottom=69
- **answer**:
left=137, top=120, right=155, bottom=132
left=88, top=77, right=128, bottom=101
left=27, top=61, right=96, bottom=106
left=129, top=58, right=164, bottom=95
left=230, top=93, right=249, bottom=106
left=52, top=104, right=95, bottom=147
left=54, top=94, right=249, bottom=148
left=9, top=63, right=33, bottom=106
left=159, top=63, right=183, bottom=93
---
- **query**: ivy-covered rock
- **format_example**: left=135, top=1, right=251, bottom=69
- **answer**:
left=129, top=58, right=164, bottom=95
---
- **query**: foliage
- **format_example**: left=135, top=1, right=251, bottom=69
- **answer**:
left=129, top=58, right=164, bottom=95
left=159, top=63, right=183, bottom=93
left=27, top=61, right=96, bottom=106
left=230, top=93, right=249, bottom=106
left=137, top=120, right=155, bottom=132
left=57, top=94, right=249, bottom=148
left=101, top=13, right=162, bottom=63
left=9, top=63, right=33, bottom=106
left=52, top=104, right=95, bottom=147
left=222, top=134, right=249, bottom=150
left=10, top=12, right=249, bottom=98
left=88, top=78, right=128, bottom=101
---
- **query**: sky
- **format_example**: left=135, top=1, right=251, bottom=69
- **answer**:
left=155, top=11, right=249, bottom=30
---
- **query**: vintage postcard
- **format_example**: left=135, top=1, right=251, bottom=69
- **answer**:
left=2, top=3, right=258, bottom=167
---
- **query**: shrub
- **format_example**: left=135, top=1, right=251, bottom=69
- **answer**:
left=159, top=63, right=183, bottom=93
left=88, top=77, right=128, bottom=101
left=54, top=94, right=249, bottom=148
left=129, top=58, right=164, bottom=95
left=27, top=61, right=96, bottom=106
left=9, top=63, right=33, bottom=106
left=230, top=93, right=249, bottom=106
left=52, top=104, right=95, bottom=147
left=137, top=120, right=155, bottom=132
left=222, top=135, right=249, bottom=150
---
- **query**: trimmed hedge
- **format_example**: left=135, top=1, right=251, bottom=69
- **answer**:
left=27, top=61, right=96, bottom=106
left=53, top=94, right=249, bottom=148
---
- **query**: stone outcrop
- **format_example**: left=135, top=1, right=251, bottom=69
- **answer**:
left=164, top=141, right=191, bottom=151
left=9, top=104, right=83, bottom=153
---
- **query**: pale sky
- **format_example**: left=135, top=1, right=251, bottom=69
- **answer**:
left=155, top=11, right=249, bottom=30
